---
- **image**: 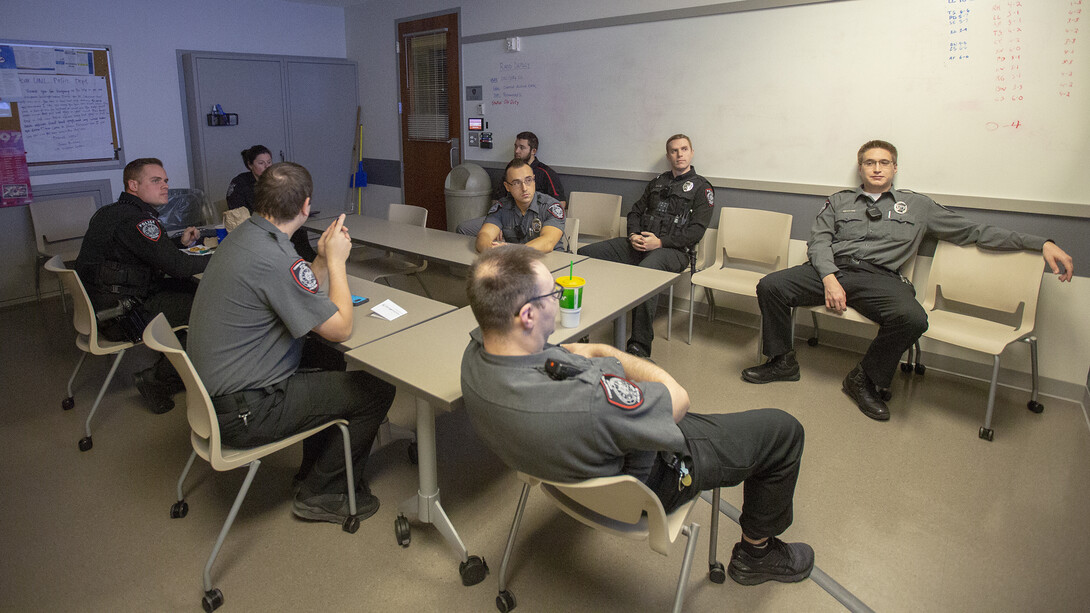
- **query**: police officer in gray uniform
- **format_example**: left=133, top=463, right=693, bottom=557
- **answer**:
left=75, top=157, right=208, bottom=414
left=475, top=158, right=566, bottom=253
left=188, top=162, right=394, bottom=524
left=461, top=245, right=814, bottom=587
left=742, top=140, right=1075, bottom=421
left=580, top=134, right=714, bottom=358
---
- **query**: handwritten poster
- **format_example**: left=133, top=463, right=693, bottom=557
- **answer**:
left=17, top=74, right=114, bottom=163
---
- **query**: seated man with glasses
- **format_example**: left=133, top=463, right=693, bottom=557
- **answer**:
left=741, top=139, right=1074, bottom=422
left=475, top=158, right=566, bottom=253
left=461, top=244, right=815, bottom=587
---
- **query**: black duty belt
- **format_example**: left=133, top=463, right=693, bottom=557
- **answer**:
left=834, top=255, right=900, bottom=279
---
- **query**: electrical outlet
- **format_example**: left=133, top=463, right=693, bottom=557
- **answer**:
left=468, top=134, right=479, bottom=147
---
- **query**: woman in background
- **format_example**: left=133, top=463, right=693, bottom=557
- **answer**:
left=226, top=145, right=317, bottom=260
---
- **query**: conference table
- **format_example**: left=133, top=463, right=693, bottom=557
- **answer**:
left=304, top=214, right=584, bottom=273
left=344, top=257, right=680, bottom=584
left=337, top=275, right=456, bottom=351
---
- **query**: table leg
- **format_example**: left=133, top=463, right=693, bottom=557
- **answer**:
left=395, top=396, right=489, bottom=586
left=613, top=315, right=627, bottom=349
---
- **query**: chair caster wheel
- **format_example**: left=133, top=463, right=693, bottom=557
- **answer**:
left=709, top=561, right=726, bottom=584
left=407, top=442, right=418, bottom=465
left=900, top=362, right=912, bottom=373
left=78, top=436, right=93, bottom=452
left=979, top=427, right=994, bottom=441
left=343, top=515, right=360, bottom=534
left=394, top=514, right=411, bottom=547
left=1027, top=400, right=1044, bottom=414
left=806, top=337, right=819, bottom=347
left=496, top=589, right=517, bottom=612
left=170, top=500, right=189, bottom=519
left=201, top=588, right=224, bottom=612
left=914, top=363, right=926, bottom=375
left=459, top=555, right=489, bottom=586
left=62, top=397, right=75, bottom=410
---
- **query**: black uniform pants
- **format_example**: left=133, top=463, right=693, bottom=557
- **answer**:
left=579, top=237, right=688, bottom=353
left=756, top=262, right=927, bottom=389
left=666, top=409, right=803, bottom=540
left=214, top=347, right=395, bottom=497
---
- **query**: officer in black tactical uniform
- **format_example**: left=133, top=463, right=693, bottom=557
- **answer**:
left=580, top=134, right=714, bottom=358
left=75, top=158, right=209, bottom=413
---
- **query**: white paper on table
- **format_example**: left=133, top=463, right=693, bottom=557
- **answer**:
left=370, top=299, right=407, bottom=321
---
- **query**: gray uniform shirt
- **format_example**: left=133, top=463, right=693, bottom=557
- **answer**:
left=808, top=186, right=1049, bottom=278
left=189, top=214, right=337, bottom=397
left=483, top=192, right=566, bottom=251
left=460, top=329, right=685, bottom=483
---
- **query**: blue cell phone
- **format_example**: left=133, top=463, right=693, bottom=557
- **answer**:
left=352, top=295, right=369, bottom=307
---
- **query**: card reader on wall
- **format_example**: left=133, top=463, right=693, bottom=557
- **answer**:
left=480, top=132, right=493, bottom=149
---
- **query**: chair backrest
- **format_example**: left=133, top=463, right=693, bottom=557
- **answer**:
left=388, top=203, right=427, bottom=227
left=44, top=255, right=96, bottom=340
left=922, top=241, right=1044, bottom=329
left=693, top=228, right=718, bottom=272
left=524, top=472, right=696, bottom=556
left=568, top=192, right=622, bottom=239
left=28, top=196, right=98, bottom=257
left=142, top=313, right=219, bottom=455
left=713, top=207, right=792, bottom=273
left=562, top=217, right=580, bottom=254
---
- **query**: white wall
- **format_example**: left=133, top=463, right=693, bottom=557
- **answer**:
left=345, top=0, right=1089, bottom=395
left=1, top=0, right=347, bottom=303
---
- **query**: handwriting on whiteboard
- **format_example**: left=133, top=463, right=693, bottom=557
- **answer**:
left=489, top=59, right=540, bottom=109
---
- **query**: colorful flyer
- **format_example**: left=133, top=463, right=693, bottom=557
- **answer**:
left=0, top=130, right=32, bottom=207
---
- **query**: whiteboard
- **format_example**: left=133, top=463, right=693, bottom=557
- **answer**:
left=463, top=0, right=1089, bottom=210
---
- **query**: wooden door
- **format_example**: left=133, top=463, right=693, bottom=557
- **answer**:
left=398, top=13, right=461, bottom=230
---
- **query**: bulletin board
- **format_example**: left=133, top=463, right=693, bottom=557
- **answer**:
left=0, top=40, right=123, bottom=174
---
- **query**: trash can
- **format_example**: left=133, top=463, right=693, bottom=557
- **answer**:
left=444, top=163, right=492, bottom=232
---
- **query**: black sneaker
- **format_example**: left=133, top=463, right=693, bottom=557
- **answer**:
left=292, top=488, right=380, bottom=523
left=133, top=368, right=175, bottom=414
left=727, top=538, right=815, bottom=586
left=741, top=351, right=800, bottom=384
left=626, top=342, right=653, bottom=361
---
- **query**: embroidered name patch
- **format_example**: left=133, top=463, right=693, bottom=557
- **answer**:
left=290, top=259, right=319, bottom=293
left=547, top=202, right=565, bottom=219
left=137, top=219, right=161, bottom=241
left=705, top=188, right=714, bottom=207
left=600, top=374, right=643, bottom=410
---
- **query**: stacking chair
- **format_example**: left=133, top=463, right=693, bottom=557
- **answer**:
left=142, top=314, right=361, bottom=612
left=689, top=208, right=792, bottom=355
left=915, top=242, right=1047, bottom=441
left=569, top=191, right=622, bottom=252
left=495, top=472, right=722, bottom=613
left=346, top=204, right=430, bottom=296
left=562, top=217, right=580, bottom=254
left=29, top=195, right=98, bottom=311
left=45, top=255, right=137, bottom=452
left=665, top=229, right=717, bottom=342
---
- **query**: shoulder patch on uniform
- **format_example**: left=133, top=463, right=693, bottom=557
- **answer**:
left=705, top=188, right=714, bottom=207
left=599, top=374, right=644, bottom=410
left=137, top=219, right=161, bottom=241
left=547, top=202, right=565, bottom=219
left=290, top=259, right=319, bottom=293
left=487, top=202, right=501, bottom=215
left=819, top=199, right=830, bottom=213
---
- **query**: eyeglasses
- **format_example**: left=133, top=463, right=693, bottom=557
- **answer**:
left=505, top=176, right=535, bottom=189
left=516, top=282, right=564, bottom=314
left=861, top=159, right=894, bottom=169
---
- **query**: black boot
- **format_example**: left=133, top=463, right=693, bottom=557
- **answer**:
left=842, top=365, right=890, bottom=421
left=134, top=366, right=175, bottom=415
left=741, top=351, right=800, bottom=384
